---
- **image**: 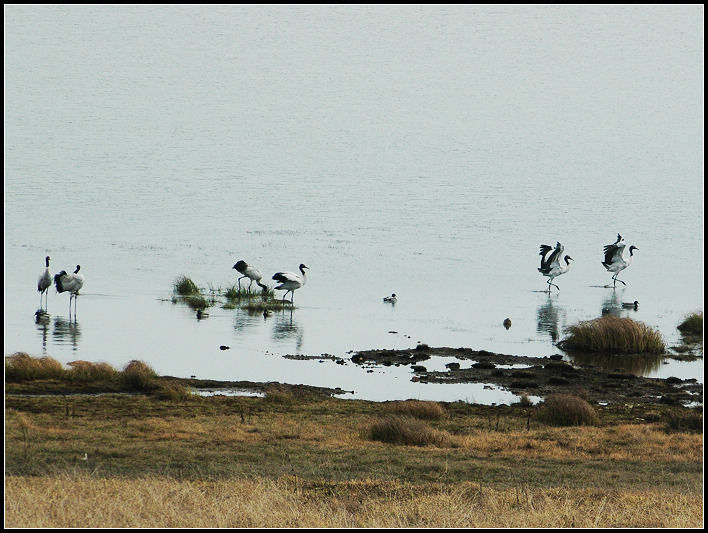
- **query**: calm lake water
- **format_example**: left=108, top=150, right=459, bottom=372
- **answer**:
left=4, top=5, right=703, bottom=403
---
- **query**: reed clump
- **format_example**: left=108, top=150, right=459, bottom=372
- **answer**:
left=677, top=311, right=703, bottom=336
left=558, top=315, right=665, bottom=354
left=366, top=415, right=449, bottom=446
left=5, top=352, right=65, bottom=381
left=535, top=393, right=599, bottom=427
left=121, top=360, right=159, bottom=391
left=66, top=360, right=119, bottom=382
left=173, top=275, right=200, bottom=295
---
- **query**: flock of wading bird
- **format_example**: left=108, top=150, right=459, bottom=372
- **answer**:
left=35, top=233, right=639, bottom=321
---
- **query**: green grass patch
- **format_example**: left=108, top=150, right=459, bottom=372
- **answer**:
left=173, top=275, right=200, bottom=295
left=677, top=311, right=703, bottom=336
left=558, top=315, right=665, bottom=354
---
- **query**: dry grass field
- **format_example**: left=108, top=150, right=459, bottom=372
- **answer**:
left=5, top=378, right=703, bottom=528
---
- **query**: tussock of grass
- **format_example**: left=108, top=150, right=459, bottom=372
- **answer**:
left=173, top=275, right=200, bottom=295
left=180, top=294, right=211, bottom=310
left=242, top=299, right=291, bottom=312
left=67, top=361, right=119, bottom=382
left=677, top=311, right=703, bottom=336
left=121, top=360, right=159, bottom=391
left=366, top=415, right=449, bottom=446
left=382, top=400, right=446, bottom=420
left=224, top=284, right=274, bottom=300
left=5, top=354, right=167, bottom=395
left=5, top=353, right=65, bottom=381
left=536, top=393, right=599, bottom=427
left=558, top=316, right=665, bottom=354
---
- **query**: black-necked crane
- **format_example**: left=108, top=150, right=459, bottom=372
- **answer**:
left=538, top=242, right=573, bottom=292
left=272, top=264, right=308, bottom=304
left=602, top=233, right=639, bottom=288
left=37, top=256, right=52, bottom=311
left=54, top=265, right=84, bottom=317
left=233, top=260, right=268, bottom=292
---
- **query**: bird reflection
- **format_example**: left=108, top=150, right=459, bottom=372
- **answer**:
left=537, top=294, right=564, bottom=343
left=601, top=290, right=624, bottom=317
left=52, top=316, right=82, bottom=351
left=272, top=308, right=303, bottom=351
left=35, top=311, right=50, bottom=353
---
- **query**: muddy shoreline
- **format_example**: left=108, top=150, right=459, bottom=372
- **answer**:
left=349, top=345, right=703, bottom=407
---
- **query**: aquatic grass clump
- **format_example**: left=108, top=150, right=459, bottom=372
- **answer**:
left=5, top=352, right=65, bottom=382
left=181, top=294, right=211, bottom=311
left=366, top=415, right=448, bottom=446
left=677, top=311, right=703, bottom=336
left=173, top=275, right=200, bottom=295
left=535, top=393, right=599, bottom=427
left=242, top=298, right=292, bottom=312
left=558, top=315, right=665, bottom=354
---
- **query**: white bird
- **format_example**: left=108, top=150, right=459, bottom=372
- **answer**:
left=233, top=260, right=268, bottom=292
left=54, top=265, right=84, bottom=317
left=37, top=255, right=52, bottom=311
left=602, top=233, right=639, bottom=288
left=538, top=242, right=573, bottom=292
left=383, top=293, right=397, bottom=302
left=272, top=264, right=308, bottom=304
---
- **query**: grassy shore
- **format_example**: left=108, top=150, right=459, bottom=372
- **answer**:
left=4, top=375, right=703, bottom=528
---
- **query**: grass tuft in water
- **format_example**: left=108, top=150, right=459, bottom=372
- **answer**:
left=558, top=315, right=665, bottom=354
left=677, top=311, right=703, bottom=336
left=173, top=276, right=200, bottom=295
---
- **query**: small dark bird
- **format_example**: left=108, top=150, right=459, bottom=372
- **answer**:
left=196, top=309, right=209, bottom=319
left=220, top=345, right=230, bottom=350
left=622, top=301, right=639, bottom=310
left=503, top=318, right=512, bottom=329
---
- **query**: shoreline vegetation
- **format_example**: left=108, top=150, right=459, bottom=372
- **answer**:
left=5, top=344, right=704, bottom=528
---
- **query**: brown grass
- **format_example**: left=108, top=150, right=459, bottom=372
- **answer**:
left=558, top=316, right=665, bottom=354
left=535, top=393, right=600, bottom=427
left=4, top=366, right=703, bottom=528
left=381, top=400, right=446, bottom=420
left=366, top=415, right=449, bottom=446
left=4, top=473, right=702, bottom=528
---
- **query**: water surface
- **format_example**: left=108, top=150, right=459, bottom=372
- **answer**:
left=4, top=5, right=704, bottom=402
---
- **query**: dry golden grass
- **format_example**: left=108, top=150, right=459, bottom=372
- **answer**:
left=559, top=315, right=666, bottom=354
left=5, top=473, right=702, bottom=528
left=5, top=383, right=703, bottom=528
